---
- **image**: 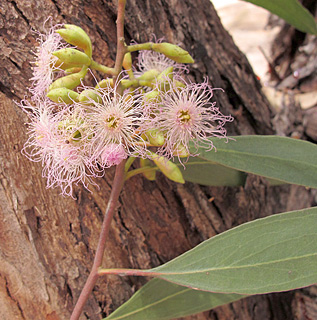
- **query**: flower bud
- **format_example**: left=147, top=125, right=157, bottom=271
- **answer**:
left=156, top=66, right=174, bottom=91
left=53, top=48, right=91, bottom=66
left=47, top=88, right=79, bottom=104
left=49, top=66, right=87, bottom=90
left=173, top=144, right=190, bottom=158
left=173, top=80, right=186, bottom=88
left=152, top=42, right=194, bottom=64
left=149, top=152, right=185, bottom=184
left=56, top=24, right=92, bottom=57
left=122, top=52, right=135, bottom=79
left=144, top=129, right=165, bottom=146
left=64, top=67, right=82, bottom=74
left=78, top=89, right=102, bottom=104
left=144, top=90, right=160, bottom=102
left=138, top=69, right=160, bottom=81
left=121, top=79, right=135, bottom=89
left=122, top=52, right=132, bottom=70
left=55, top=59, right=82, bottom=71
left=96, top=78, right=114, bottom=89
left=140, top=158, right=156, bottom=181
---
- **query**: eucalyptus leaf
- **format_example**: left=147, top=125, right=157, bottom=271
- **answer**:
left=241, top=0, right=317, bottom=35
left=105, top=278, right=243, bottom=320
left=177, top=157, right=247, bottom=186
left=146, top=207, right=317, bottom=295
left=192, top=136, right=317, bottom=189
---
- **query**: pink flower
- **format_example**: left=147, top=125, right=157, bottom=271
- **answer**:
left=44, top=141, right=96, bottom=197
left=148, top=79, right=233, bottom=159
left=21, top=99, right=97, bottom=197
left=29, top=23, right=66, bottom=100
left=21, top=99, right=60, bottom=162
left=81, top=85, right=148, bottom=162
left=99, top=143, right=127, bottom=167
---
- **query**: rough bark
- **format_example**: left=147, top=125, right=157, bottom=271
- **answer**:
left=0, top=1, right=316, bottom=320
left=269, top=0, right=317, bottom=92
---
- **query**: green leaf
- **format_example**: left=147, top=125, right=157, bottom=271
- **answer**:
left=105, top=278, right=243, bottom=320
left=193, top=136, right=317, bottom=189
left=177, top=157, right=247, bottom=186
left=242, top=0, right=317, bottom=35
left=147, top=207, right=317, bottom=295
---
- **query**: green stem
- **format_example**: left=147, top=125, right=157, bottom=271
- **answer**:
left=125, top=166, right=159, bottom=181
left=90, top=60, right=116, bottom=75
left=127, top=42, right=154, bottom=52
left=121, top=78, right=153, bottom=88
left=124, top=156, right=136, bottom=172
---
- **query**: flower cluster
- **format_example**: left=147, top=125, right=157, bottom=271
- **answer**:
left=29, top=23, right=67, bottom=100
left=20, top=24, right=233, bottom=197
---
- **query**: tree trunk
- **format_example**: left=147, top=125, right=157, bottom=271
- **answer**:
left=0, top=1, right=316, bottom=320
left=269, top=0, right=316, bottom=92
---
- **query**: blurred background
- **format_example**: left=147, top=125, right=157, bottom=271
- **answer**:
left=213, top=0, right=317, bottom=141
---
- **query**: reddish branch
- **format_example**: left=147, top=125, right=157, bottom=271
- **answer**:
left=70, top=1, right=127, bottom=319
left=70, top=160, right=126, bottom=320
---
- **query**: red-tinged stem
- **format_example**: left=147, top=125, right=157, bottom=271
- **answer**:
left=70, top=160, right=126, bottom=320
left=71, top=2, right=128, bottom=319
left=98, top=268, right=159, bottom=277
left=113, top=0, right=128, bottom=93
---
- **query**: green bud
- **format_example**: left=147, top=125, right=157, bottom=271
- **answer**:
left=58, top=119, right=85, bottom=143
left=173, top=144, right=190, bottom=158
left=121, top=79, right=135, bottom=88
left=138, top=79, right=154, bottom=88
left=144, top=129, right=165, bottom=146
left=122, top=52, right=132, bottom=70
left=49, top=66, right=88, bottom=91
left=173, top=80, right=186, bottom=88
left=138, top=69, right=160, bottom=81
left=55, top=59, right=82, bottom=71
left=78, top=89, right=102, bottom=105
left=122, top=52, right=135, bottom=79
left=64, top=67, right=83, bottom=74
left=53, top=48, right=91, bottom=66
left=120, top=79, right=153, bottom=89
left=96, top=78, right=114, bottom=89
left=140, top=158, right=156, bottom=181
left=150, top=152, right=185, bottom=184
left=156, top=66, right=174, bottom=91
left=47, top=88, right=79, bottom=104
left=56, top=24, right=92, bottom=58
left=152, top=42, right=194, bottom=64
left=144, top=90, right=160, bottom=102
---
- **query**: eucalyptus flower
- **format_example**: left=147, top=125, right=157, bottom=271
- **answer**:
left=29, top=23, right=67, bottom=100
left=79, top=85, right=148, bottom=167
left=147, top=79, right=233, bottom=159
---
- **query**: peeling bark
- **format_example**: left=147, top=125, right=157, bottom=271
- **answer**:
left=0, top=0, right=316, bottom=319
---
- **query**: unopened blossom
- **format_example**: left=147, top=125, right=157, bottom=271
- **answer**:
left=134, top=40, right=188, bottom=79
left=99, top=143, right=127, bottom=168
left=148, top=79, right=233, bottom=159
left=29, top=24, right=66, bottom=100
left=82, top=86, right=147, bottom=163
